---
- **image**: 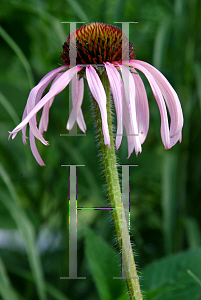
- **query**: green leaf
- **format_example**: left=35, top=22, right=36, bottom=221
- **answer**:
left=141, top=248, right=201, bottom=300
left=84, top=226, right=129, bottom=300
left=0, top=164, right=46, bottom=300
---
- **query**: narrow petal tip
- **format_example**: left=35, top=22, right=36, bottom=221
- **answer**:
left=107, top=143, right=110, bottom=149
left=8, top=131, right=17, bottom=140
left=135, top=148, right=142, bottom=157
left=66, top=122, right=70, bottom=131
left=23, top=136, right=28, bottom=145
left=8, top=132, right=12, bottom=141
left=115, top=143, right=120, bottom=150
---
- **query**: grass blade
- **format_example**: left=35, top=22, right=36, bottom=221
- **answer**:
left=194, top=62, right=201, bottom=113
left=8, top=1, right=66, bottom=43
left=0, top=257, right=20, bottom=300
left=185, top=217, right=201, bottom=248
left=9, top=267, right=71, bottom=300
left=162, top=152, right=177, bottom=254
left=153, top=16, right=171, bottom=69
left=0, top=164, right=46, bottom=300
left=114, top=0, right=126, bottom=22
left=66, top=0, right=89, bottom=23
left=0, top=91, right=20, bottom=125
left=0, top=26, right=34, bottom=88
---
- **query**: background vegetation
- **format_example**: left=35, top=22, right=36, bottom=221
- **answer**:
left=0, top=0, right=201, bottom=299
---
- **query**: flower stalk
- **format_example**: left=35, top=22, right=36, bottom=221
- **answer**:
left=91, top=71, right=143, bottom=300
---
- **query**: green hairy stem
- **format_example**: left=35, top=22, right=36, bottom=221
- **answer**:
left=91, top=71, right=143, bottom=300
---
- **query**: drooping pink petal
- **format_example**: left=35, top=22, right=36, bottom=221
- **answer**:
left=122, top=89, right=135, bottom=158
left=9, top=66, right=82, bottom=142
left=67, top=75, right=86, bottom=132
left=104, top=62, right=123, bottom=149
left=77, top=109, right=86, bottom=133
left=29, top=128, right=45, bottom=166
left=28, top=67, right=82, bottom=144
left=21, top=103, right=28, bottom=144
left=21, top=66, right=67, bottom=144
left=39, top=72, right=64, bottom=135
left=74, top=78, right=86, bottom=133
left=118, top=64, right=142, bottom=155
left=132, top=60, right=183, bottom=139
left=125, top=60, right=170, bottom=149
left=86, top=65, right=110, bottom=147
left=169, top=131, right=182, bottom=148
left=131, top=70, right=149, bottom=145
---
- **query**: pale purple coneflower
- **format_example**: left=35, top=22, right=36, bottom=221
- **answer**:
left=8, top=22, right=183, bottom=166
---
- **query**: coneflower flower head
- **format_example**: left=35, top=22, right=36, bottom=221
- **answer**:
left=8, top=22, right=183, bottom=166
left=60, top=22, right=135, bottom=65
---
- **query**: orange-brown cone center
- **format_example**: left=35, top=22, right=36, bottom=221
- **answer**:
left=60, top=22, right=135, bottom=65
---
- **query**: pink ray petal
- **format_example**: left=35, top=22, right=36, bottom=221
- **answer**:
left=28, top=68, right=74, bottom=144
left=126, top=60, right=170, bottom=149
left=133, top=60, right=183, bottom=138
left=39, top=72, right=64, bottom=134
left=29, top=127, right=45, bottom=166
left=104, top=62, right=123, bottom=149
left=67, top=76, right=86, bottom=132
left=131, top=70, right=149, bottom=145
left=86, top=65, right=110, bottom=147
left=9, top=66, right=82, bottom=142
left=21, top=66, right=67, bottom=144
left=21, top=103, right=28, bottom=144
left=169, top=131, right=182, bottom=148
left=118, top=64, right=142, bottom=154
left=122, top=90, right=135, bottom=158
left=77, top=109, right=86, bottom=133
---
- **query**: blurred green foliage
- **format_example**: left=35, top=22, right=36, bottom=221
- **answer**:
left=0, top=0, right=201, bottom=299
